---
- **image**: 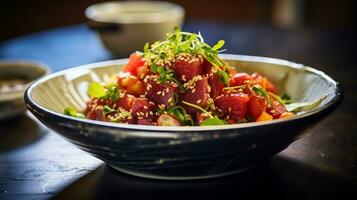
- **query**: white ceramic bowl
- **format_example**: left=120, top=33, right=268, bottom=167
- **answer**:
left=85, top=1, right=185, bottom=56
left=25, top=55, right=342, bottom=179
left=0, top=60, right=49, bottom=119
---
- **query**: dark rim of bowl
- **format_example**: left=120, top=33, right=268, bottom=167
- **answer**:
left=24, top=54, right=343, bottom=132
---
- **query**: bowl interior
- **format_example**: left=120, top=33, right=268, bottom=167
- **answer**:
left=85, top=1, right=184, bottom=24
left=0, top=61, right=48, bottom=102
left=28, top=55, right=338, bottom=128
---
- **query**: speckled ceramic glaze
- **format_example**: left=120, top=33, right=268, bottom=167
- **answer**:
left=24, top=54, right=343, bottom=180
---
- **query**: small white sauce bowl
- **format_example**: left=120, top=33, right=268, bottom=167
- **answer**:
left=85, top=1, right=185, bottom=56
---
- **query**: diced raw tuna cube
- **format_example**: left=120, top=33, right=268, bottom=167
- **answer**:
left=181, top=77, right=209, bottom=114
left=215, top=94, right=249, bottom=121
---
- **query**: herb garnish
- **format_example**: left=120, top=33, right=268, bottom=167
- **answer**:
left=167, top=105, right=193, bottom=126
left=286, top=97, right=324, bottom=113
left=88, top=82, right=120, bottom=101
left=143, top=27, right=228, bottom=83
left=281, top=94, right=293, bottom=104
left=88, top=82, right=106, bottom=98
left=182, top=100, right=227, bottom=125
left=252, top=85, right=272, bottom=105
left=64, top=107, right=85, bottom=118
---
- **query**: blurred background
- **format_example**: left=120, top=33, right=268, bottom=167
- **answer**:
left=0, top=0, right=355, bottom=41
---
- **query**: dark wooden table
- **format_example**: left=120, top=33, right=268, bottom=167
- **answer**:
left=0, top=22, right=356, bottom=200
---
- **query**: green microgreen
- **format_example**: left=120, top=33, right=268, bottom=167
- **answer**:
left=252, top=85, right=272, bottom=105
left=217, top=70, right=229, bottom=86
left=143, top=27, right=228, bottom=82
left=212, top=40, right=225, bottom=51
left=224, top=85, right=247, bottom=90
left=181, top=100, right=227, bottom=125
left=286, top=97, right=324, bottom=113
left=281, top=94, right=293, bottom=104
left=104, top=84, right=120, bottom=101
left=110, top=111, right=131, bottom=122
left=88, top=82, right=120, bottom=101
left=182, top=100, right=213, bottom=118
left=268, top=92, right=286, bottom=106
left=64, top=107, right=85, bottom=118
left=168, top=105, right=193, bottom=126
left=103, top=105, right=116, bottom=114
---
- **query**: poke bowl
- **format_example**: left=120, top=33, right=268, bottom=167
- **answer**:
left=24, top=30, right=342, bottom=180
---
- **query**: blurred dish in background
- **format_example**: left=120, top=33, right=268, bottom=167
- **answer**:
left=85, top=1, right=184, bottom=56
left=0, top=60, right=49, bottom=120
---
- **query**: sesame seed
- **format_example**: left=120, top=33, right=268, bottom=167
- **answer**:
left=143, top=106, right=148, bottom=109
left=157, top=91, right=162, bottom=95
left=197, top=99, right=202, bottom=104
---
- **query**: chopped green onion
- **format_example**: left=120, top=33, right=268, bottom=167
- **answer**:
left=88, top=82, right=106, bottom=98
left=64, top=107, right=85, bottom=118
left=201, top=117, right=227, bottom=126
